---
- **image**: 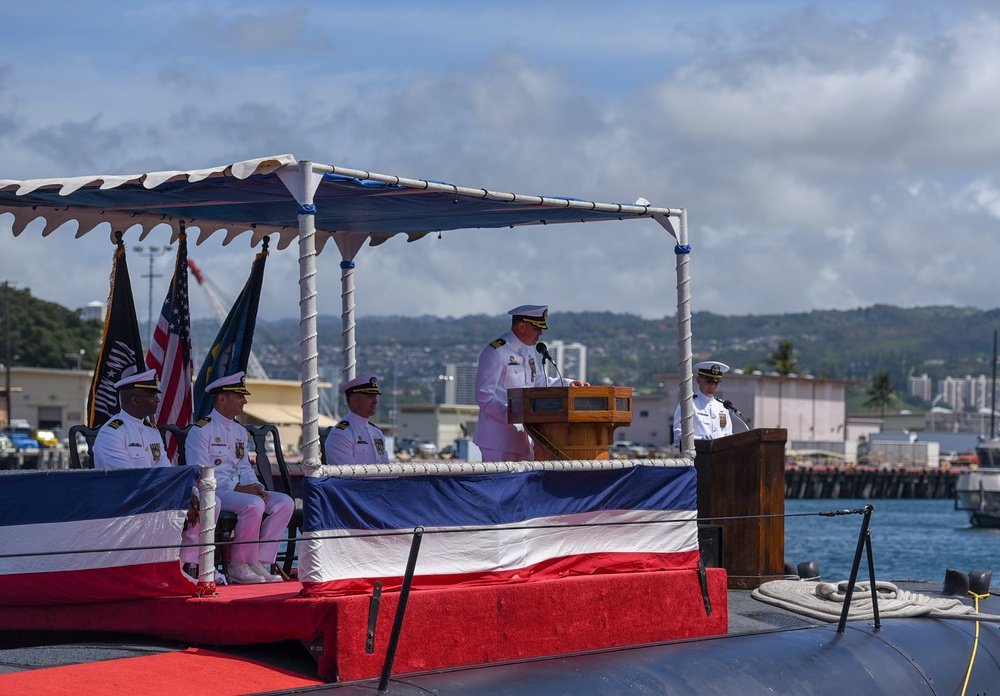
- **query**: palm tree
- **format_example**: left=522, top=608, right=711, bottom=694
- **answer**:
left=864, top=371, right=897, bottom=419
left=765, top=340, right=799, bottom=427
left=765, top=340, right=799, bottom=375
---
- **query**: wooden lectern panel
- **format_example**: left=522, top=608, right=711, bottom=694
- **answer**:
left=695, top=428, right=786, bottom=590
left=508, top=386, right=632, bottom=460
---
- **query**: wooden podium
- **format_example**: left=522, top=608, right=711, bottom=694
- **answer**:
left=507, top=386, right=632, bottom=460
left=694, top=428, right=787, bottom=589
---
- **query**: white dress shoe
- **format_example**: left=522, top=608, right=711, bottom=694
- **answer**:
left=249, top=562, right=284, bottom=583
left=228, top=562, right=266, bottom=584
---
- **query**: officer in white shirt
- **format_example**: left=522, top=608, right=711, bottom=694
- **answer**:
left=324, top=374, right=390, bottom=465
left=93, top=368, right=204, bottom=568
left=185, top=371, right=294, bottom=585
left=673, top=360, right=733, bottom=443
left=93, top=368, right=167, bottom=469
left=473, top=305, right=588, bottom=462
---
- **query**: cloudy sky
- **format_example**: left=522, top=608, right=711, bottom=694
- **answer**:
left=3, top=0, right=1000, bottom=327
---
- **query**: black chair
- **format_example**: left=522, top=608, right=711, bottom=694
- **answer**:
left=67, top=424, right=100, bottom=469
left=162, top=423, right=239, bottom=576
left=246, top=423, right=302, bottom=575
left=246, top=423, right=303, bottom=577
left=318, top=426, right=332, bottom=466
left=159, top=423, right=191, bottom=466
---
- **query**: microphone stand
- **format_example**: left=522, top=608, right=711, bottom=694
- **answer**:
left=536, top=343, right=564, bottom=382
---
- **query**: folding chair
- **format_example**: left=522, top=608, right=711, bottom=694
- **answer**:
left=319, top=426, right=332, bottom=466
left=67, top=424, right=100, bottom=469
left=246, top=423, right=303, bottom=577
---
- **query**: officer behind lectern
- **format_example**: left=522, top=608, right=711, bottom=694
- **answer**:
left=672, top=360, right=733, bottom=442
left=473, top=304, right=588, bottom=462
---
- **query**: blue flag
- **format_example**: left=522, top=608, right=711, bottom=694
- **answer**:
left=193, top=243, right=268, bottom=420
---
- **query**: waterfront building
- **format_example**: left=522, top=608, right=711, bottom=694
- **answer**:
left=618, top=370, right=851, bottom=453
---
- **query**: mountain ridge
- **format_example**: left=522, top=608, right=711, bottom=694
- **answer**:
left=204, top=303, right=1000, bottom=407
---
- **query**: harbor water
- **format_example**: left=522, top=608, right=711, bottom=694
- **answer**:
left=783, top=498, right=1000, bottom=583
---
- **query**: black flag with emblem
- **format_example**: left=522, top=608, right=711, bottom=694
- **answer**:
left=87, top=234, right=147, bottom=428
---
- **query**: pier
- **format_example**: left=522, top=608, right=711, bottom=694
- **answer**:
left=785, top=465, right=960, bottom=500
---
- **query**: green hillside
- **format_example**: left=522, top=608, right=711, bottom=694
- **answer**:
left=199, top=304, right=1000, bottom=408
left=8, top=283, right=998, bottom=412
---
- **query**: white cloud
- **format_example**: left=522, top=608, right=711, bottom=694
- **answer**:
left=5, top=0, right=1000, bottom=324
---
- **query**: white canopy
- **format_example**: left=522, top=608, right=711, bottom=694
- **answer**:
left=0, top=155, right=697, bottom=468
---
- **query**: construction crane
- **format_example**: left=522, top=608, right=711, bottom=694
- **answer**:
left=187, top=258, right=268, bottom=380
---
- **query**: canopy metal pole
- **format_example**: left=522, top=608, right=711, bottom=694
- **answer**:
left=282, top=160, right=323, bottom=475
left=341, top=260, right=357, bottom=385
left=657, top=211, right=694, bottom=460
left=675, top=210, right=695, bottom=459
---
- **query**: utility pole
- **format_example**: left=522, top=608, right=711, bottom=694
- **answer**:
left=992, top=328, right=997, bottom=439
left=133, top=244, right=172, bottom=344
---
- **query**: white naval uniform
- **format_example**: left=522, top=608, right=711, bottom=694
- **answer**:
left=185, top=409, right=294, bottom=566
left=93, top=410, right=166, bottom=469
left=324, top=410, right=389, bottom=465
left=673, top=390, right=733, bottom=443
left=93, top=410, right=205, bottom=565
left=473, top=329, right=566, bottom=461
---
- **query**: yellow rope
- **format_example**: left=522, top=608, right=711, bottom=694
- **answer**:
left=960, top=591, right=990, bottom=696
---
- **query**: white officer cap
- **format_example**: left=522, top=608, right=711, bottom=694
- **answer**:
left=114, top=367, right=161, bottom=392
left=340, top=373, right=382, bottom=396
left=205, top=371, right=251, bottom=395
left=695, top=361, right=729, bottom=382
left=508, top=305, right=548, bottom=329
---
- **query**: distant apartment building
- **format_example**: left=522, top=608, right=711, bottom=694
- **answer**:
left=542, top=341, right=587, bottom=383
left=969, top=374, right=991, bottom=411
left=912, top=372, right=1000, bottom=412
left=908, top=373, right=932, bottom=402
left=442, top=363, right=478, bottom=406
left=940, top=376, right=967, bottom=412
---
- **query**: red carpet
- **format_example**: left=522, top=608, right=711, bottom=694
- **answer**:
left=0, top=569, right=727, bottom=682
left=0, top=647, right=322, bottom=695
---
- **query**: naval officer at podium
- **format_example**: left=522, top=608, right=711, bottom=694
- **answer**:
left=673, top=360, right=733, bottom=442
left=474, top=305, right=588, bottom=462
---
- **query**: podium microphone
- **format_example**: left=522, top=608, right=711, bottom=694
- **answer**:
left=718, top=398, right=751, bottom=430
left=536, top=342, right=564, bottom=381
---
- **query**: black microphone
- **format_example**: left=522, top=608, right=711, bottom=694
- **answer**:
left=536, top=342, right=564, bottom=381
left=718, top=398, right=751, bottom=429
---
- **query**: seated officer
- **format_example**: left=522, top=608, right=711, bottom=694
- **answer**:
left=672, top=360, right=732, bottom=442
left=185, top=371, right=294, bottom=585
left=324, top=374, right=390, bottom=465
left=93, top=367, right=204, bottom=568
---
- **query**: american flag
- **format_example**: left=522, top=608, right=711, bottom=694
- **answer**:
left=147, top=229, right=193, bottom=462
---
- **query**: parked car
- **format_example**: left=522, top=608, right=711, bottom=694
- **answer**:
left=1, top=425, right=41, bottom=453
left=396, top=437, right=438, bottom=459
left=608, top=441, right=650, bottom=459
left=33, top=429, right=61, bottom=449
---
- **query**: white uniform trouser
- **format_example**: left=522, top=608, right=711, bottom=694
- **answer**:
left=480, top=447, right=533, bottom=463
left=217, top=489, right=295, bottom=565
left=180, top=503, right=222, bottom=565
